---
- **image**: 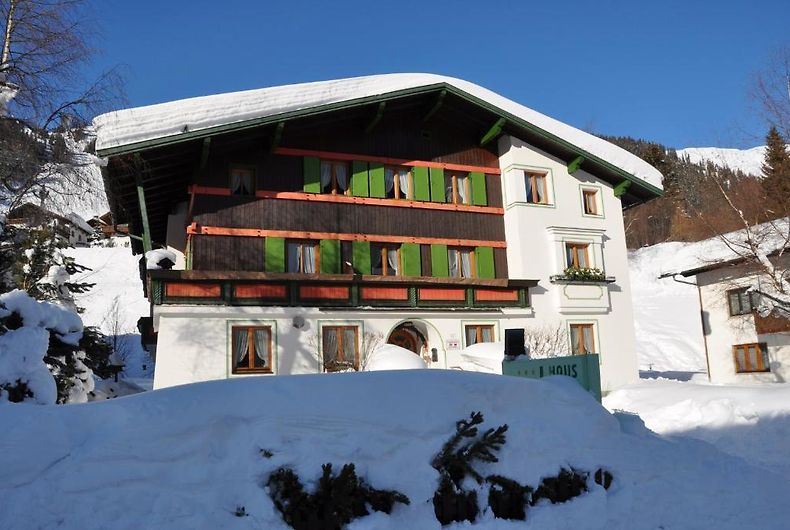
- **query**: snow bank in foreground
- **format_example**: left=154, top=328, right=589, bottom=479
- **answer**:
left=1, top=371, right=788, bottom=528
left=605, top=379, right=790, bottom=479
left=628, top=243, right=706, bottom=372
left=364, top=344, right=426, bottom=371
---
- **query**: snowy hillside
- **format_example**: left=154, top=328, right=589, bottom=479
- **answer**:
left=628, top=243, right=706, bottom=373
left=66, top=243, right=152, bottom=379
left=2, top=371, right=789, bottom=529
left=677, top=146, right=766, bottom=176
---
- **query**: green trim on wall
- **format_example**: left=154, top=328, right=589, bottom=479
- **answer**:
left=351, top=160, right=370, bottom=197
left=400, top=243, right=421, bottom=276
left=470, top=171, right=487, bottom=206
left=412, top=166, right=430, bottom=201
left=352, top=241, right=371, bottom=275
left=320, top=239, right=341, bottom=273
left=264, top=237, right=285, bottom=272
left=303, top=156, right=321, bottom=193
left=475, top=247, right=495, bottom=279
left=429, top=167, right=445, bottom=203
left=613, top=180, right=631, bottom=198
left=430, top=244, right=449, bottom=277
left=567, top=155, right=584, bottom=174
left=369, top=162, right=386, bottom=198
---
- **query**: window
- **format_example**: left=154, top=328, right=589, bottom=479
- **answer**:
left=445, top=172, right=472, bottom=205
left=320, top=160, right=350, bottom=195
left=465, top=324, right=494, bottom=346
left=733, top=343, right=769, bottom=373
left=231, top=326, right=273, bottom=373
left=286, top=240, right=319, bottom=273
left=570, top=324, right=595, bottom=355
left=322, top=325, right=359, bottom=371
left=448, top=247, right=475, bottom=278
left=582, top=189, right=599, bottom=215
left=230, top=166, right=255, bottom=196
left=385, top=166, right=413, bottom=199
left=371, top=244, right=401, bottom=276
left=565, top=243, right=590, bottom=268
left=525, top=171, right=548, bottom=204
left=728, top=288, right=756, bottom=316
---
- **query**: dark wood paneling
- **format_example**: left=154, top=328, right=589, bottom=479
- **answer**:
left=192, top=196, right=505, bottom=241
left=421, top=244, right=433, bottom=277
left=192, top=235, right=264, bottom=271
left=494, top=248, right=508, bottom=278
left=486, top=174, right=502, bottom=208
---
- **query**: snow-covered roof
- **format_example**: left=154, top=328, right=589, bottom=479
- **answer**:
left=658, top=218, right=790, bottom=277
left=93, top=73, right=664, bottom=191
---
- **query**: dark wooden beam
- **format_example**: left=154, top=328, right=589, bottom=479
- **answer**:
left=480, top=117, right=506, bottom=146
left=269, top=122, right=285, bottom=154
left=199, top=137, right=211, bottom=169
left=364, top=102, right=386, bottom=134
left=421, top=89, right=446, bottom=124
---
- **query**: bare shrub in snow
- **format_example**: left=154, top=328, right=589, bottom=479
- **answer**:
left=524, top=321, right=569, bottom=358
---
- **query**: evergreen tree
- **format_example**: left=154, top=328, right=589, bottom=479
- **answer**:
left=761, top=126, right=790, bottom=214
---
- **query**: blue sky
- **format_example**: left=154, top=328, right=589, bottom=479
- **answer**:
left=87, top=0, right=789, bottom=149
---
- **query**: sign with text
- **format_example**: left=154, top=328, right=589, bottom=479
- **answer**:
left=502, top=354, right=602, bottom=402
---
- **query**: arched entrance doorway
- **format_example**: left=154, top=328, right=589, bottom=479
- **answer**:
left=387, top=321, right=427, bottom=355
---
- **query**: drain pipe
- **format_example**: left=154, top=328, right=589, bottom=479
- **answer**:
left=667, top=274, right=712, bottom=382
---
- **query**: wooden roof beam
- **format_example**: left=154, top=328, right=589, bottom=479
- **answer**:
left=480, top=117, right=506, bottom=146
left=421, top=89, right=446, bottom=124
left=364, top=102, right=386, bottom=134
left=567, top=155, right=584, bottom=174
left=269, top=122, right=285, bottom=154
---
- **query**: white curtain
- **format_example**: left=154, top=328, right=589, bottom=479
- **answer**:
left=342, top=328, right=356, bottom=365
left=466, top=327, right=478, bottom=346
left=336, top=164, right=348, bottom=192
left=234, top=329, right=249, bottom=366
left=571, top=326, right=581, bottom=355
left=320, top=161, right=332, bottom=192
left=582, top=326, right=594, bottom=353
left=287, top=243, right=300, bottom=272
left=385, top=167, right=395, bottom=195
left=254, top=329, right=269, bottom=368
left=535, top=176, right=545, bottom=203
left=577, top=248, right=588, bottom=268
left=231, top=172, right=242, bottom=195
left=387, top=248, right=399, bottom=276
left=323, top=329, right=338, bottom=364
left=448, top=249, right=459, bottom=277
left=457, top=175, right=469, bottom=204
left=525, top=173, right=534, bottom=202
left=303, top=244, right=316, bottom=273
left=460, top=250, right=472, bottom=278
left=398, top=169, right=410, bottom=199
left=481, top=327, right=492, bottom=342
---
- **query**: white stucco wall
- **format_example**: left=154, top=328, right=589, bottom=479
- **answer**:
left=152, top=305, right=534, bottom=389
left=497, top=135, right=639, bottom=391
left=698, top=265, right=790, bottom=383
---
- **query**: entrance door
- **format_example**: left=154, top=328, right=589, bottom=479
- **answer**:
left=388, top=326, right=419, bottom=354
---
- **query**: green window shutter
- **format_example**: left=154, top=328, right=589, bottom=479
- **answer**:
left=412, top=166, right=430, bottom=201
left=320, top=239, right=341, bottom=274
left=400, top=243, right=421, bottom=277
left=471, top=172, right=487, bottom=206
left=369, top=162, right=386, bottom=198
left=430, top=244, right=449, bottom=277
left=303, top=156, right=320, bottom=193
left=265, top=237, right=285, bottom=272
left=429, top=167, right=445, bottom=203
left=351, top=160, right=369, bottom=197
left=352, top=241, right=371, bottom=275
left=476, top=246, right=495, bottom=279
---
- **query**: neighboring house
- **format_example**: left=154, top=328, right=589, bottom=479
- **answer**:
left=88, top=211, right=129, bottom=239
left=660, top=219, right=790, bottom=383
left=7, top=203, right=93, bottom=247
left=92, top=74, right=663, bottom=391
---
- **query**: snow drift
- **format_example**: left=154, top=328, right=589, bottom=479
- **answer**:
left=1, top=371, right=788, bottom=529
